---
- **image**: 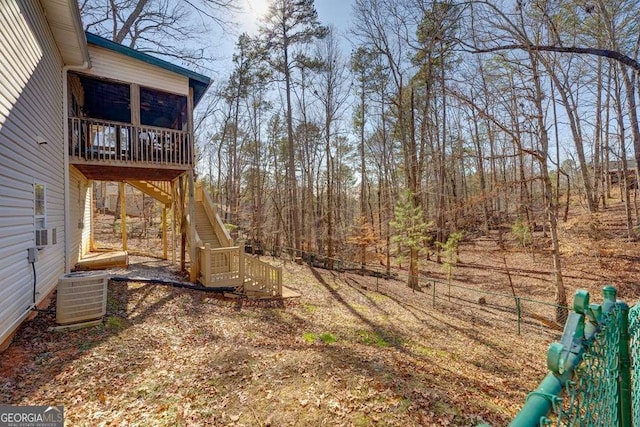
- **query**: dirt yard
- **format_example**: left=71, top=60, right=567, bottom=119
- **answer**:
left=1, top=197, right=639, bottom=426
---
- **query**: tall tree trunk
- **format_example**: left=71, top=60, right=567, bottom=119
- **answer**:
left=614, top=67, right=634, bottom=238
left=359, top=79, right=367, bottom=220
left=326, top=126, right=334, bottom=264
left=284, top=48, right=301, bottom=253
left=530, top=51, right=567, bottom=322
left=621, top=68, right=640, bottom=221
left=593, top=57, right=603, bottom=210
left=605, top=67, right=613, bottom=202
left=541, top=60, right=595, bottom=213
left=469, top=89, right=490, bottom=234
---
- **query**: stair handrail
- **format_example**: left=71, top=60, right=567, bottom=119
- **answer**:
left=147, top=180, right=171, bottom=195
left=198, top=245, right=243, bottom=287
left=198, top=243, right=282, bottom=295
left=196, top=183, right=233, bottom=247
left=243, top=255, right=283, bottom=297
left=140, top=180, right=172, bottom=198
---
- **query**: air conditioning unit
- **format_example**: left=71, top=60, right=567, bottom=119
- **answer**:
left=35, top=229, right=48, bottom=248
left=56, top=271, right=109, bottom=325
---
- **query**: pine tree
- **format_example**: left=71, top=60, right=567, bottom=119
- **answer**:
left=390, top=190, right=432, bottom=289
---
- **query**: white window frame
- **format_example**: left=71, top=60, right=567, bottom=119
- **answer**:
left=34, top=182, right=46, bottom=229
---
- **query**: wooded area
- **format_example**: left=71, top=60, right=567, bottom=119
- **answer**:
left=81, top=0, right=640, bottom=321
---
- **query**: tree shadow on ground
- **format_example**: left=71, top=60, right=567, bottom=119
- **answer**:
left=1, top=259, right=554, bottom=426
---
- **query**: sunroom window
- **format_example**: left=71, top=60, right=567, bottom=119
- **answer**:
left=77, top=75, right=131, bottom=123
left=140, top=87, right=187, bottom=130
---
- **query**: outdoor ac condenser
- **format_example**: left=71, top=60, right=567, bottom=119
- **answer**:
left=56, top=271, right=109, bottom=325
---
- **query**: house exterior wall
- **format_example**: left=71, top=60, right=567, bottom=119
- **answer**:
left=83, top=45, right=189, bottom=96
left=69, top=166, right=91, bottom=267
left=0, top=0, right=66, bottom=346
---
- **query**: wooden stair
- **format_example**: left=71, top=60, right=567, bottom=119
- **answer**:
left=193, top=183, right=281, bottom=297
left=126, top=180, right=172, bottom=206
left=195, top=200, right=222, bottom=248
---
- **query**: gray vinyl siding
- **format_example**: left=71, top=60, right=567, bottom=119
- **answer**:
left=69, top=166, right=91, bottom=267
left=0, top=0, right=65, bottom=344
left=85, top=45, right=189, bottom=95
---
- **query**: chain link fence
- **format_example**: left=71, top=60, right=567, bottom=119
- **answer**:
left=555, top=304, right=623, bottom=425
left=507, top=287, right=637, bottom=426
left=630, top=303, right=640, bottom=426
left=265, top=246, right=640, bottom=426
left=255, top=245, right=640, bottom=426
left=270, top=245, right=567, bottom=338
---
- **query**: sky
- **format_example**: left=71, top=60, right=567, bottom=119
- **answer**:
left=211, top=0, right=354, bottom=76
left=239, top=0, right=353, bottom=33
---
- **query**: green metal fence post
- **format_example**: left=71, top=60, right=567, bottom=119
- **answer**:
left=516, top=297, right=521, bottom=336
left=617, top=301, right=632, bottom=427
left=510, top=290, right=592, bottom=426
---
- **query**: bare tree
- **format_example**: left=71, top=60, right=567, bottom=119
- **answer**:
left=257, top=0, right=327, bottom=253
left=81, top=0, right=238, bottom=66
left=312, top=27, right=350, bottom=262
left=352, top=0, right=422, bottom=286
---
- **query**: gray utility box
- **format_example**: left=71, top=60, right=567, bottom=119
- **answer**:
left=56, top=271, right=109, bottom=325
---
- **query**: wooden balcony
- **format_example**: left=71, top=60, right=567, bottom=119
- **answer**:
left=68, top=117, right=193, bottom=181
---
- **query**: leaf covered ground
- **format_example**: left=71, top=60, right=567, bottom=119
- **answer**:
left=1, top=199, right=639, bottom=426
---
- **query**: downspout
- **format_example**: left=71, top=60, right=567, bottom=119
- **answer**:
left=63, top=62, right=89, bottom=273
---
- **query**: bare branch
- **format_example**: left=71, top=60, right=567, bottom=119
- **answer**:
left=470, top=44, right=640, bottom=73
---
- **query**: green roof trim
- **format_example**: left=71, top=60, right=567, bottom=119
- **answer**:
left=85, top=32, right=212, bottom=105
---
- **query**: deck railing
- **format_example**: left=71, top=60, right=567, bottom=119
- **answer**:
left=244, top=255, right=283, bottom=297
left=69, top=117, right=192, bottom=167
left=199, top=245, right=282, bottom=296
left=199, top=245, right=243, bottom=288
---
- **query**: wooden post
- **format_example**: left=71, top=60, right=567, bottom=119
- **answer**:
left=238, top=247, right=245, bottom=286
left=188, top=170, right=198, bottom=282
left=89, top=180, right=95, bottom=251
left=178, top=176, right=186, bottom=272
left=278, top=266, right=283, bottom=297
left=187, top=87, right=195, bottom=165
left=195, top=181, right=202, bottom=202
left=171, top=179, right=176, bottom=264
left=120, top=182, right=127, bottom=251
left=131, top=83, right=140, bottom=160
left=162, top=205, right=168, bottom=260
left=202, top=243, right=211, bottom=286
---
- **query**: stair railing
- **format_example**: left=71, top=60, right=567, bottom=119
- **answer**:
left=199, top=244, right=282, bottom=296
left=126, top=180, right=172, bottom=205
left=195, top=183, right=232, bottom=247
left=199, top=244, right=243, bottom=288
left=243, top=255, right=283, bottom=297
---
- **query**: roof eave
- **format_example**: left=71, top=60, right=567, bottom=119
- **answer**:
left=85, top=32, right=211, bottom=104
left=68, top=0, right=91, bottom=65
left=41, top=0, right=90, bottom=66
